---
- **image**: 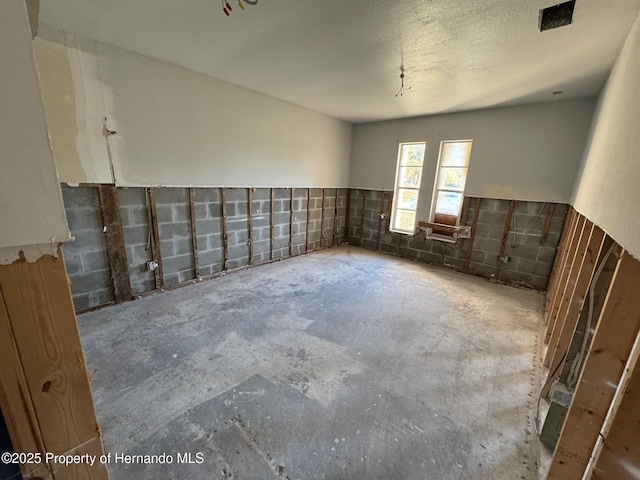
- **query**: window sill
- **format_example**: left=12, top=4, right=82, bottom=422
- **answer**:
left=425, top=234, right=458, bottom=244
left=390, top=229, right=414, bottom=236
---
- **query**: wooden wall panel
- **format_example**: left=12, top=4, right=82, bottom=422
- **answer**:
left=0, top=251, right=107, bottom=479
left=0, top=291, right=51, bottom=479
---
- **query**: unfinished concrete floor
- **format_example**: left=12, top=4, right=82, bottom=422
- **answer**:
left=78, top=245, right=544, bottom=480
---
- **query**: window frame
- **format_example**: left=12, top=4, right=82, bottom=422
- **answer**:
left=426, top=139, right=473, bottom=242
left=390, top=141, right=427, bottom=235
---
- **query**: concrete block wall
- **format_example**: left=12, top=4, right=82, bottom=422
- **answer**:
left=250, top=188, right=272, bottom=264
left=155, top=188, right=196, bottom=286
left=306, top=188, right=323, bottom=251
left=194, top=188, right=224, bottom=276
left=272, top=188, right=292, bottom=260
left=290, top=189, right=308, bottom=256
left=118, top=187, right=155, bottom=295
left=474, top=199, right=567, bottom=289
left=61, top=185, right=346, bottom=312
left=61, top=187, right=115, bottom=310
left=347, top=189, right=568, bottom=290
left=224, top=188, right=250, bottom=269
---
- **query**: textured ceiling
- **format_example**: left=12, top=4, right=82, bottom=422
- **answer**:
left=40, top=0, right=640, bottom=123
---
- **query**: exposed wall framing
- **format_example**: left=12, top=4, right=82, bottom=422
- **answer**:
left=60, top=185, right=347, bottom=313
left=346, top=189, right=568, bottom=290
left=546, top=248, right=640, bottom=479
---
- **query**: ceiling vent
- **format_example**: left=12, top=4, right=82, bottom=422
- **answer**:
left=539, top=1, right=576, bottom=32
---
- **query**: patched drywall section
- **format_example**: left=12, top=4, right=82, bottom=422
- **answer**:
left=350, top=99, right=595, bottom=227
left=35, top=27, right=352, bottom=188
left=572, top=13, right=640, bottom=259
left=0, top=1, right=71, bottom=263
left=34, top=33, right=92, bottom=184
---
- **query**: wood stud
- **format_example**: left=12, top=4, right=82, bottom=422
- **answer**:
left=359, top=190, right=367, bottom=246
left=345, top=188, right=351, bottom=242
left=221, top=188, right=228, bottom=271
left=188, top=187, right=200, bottom=277
left=289, top=187, right=294, bottom=256
left=332, top=188, right=338, bottom=246
left=148, top=187, right=164, bottom=288
left=305, top=188, right=310, bottom=253
left=320, top=188, right=326, bottom=249
left=248, top=188, right=253, bottom=265
left=270, top=188, right=274, bottom=260
left=98, top=184, right=132, bottom=303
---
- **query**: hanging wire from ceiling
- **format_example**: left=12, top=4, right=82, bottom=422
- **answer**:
left=222, top=0, right=258, bottom=16
left=395, top=69, right=411, bottom=97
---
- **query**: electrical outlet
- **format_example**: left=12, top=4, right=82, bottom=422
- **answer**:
left=146, top=260, right=159, bottom=271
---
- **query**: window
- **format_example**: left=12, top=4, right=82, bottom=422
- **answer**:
left=428, top=140, right=472, bottom=240
left=390, top=142, right=426, bottom=234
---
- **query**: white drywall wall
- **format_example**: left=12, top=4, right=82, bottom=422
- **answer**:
left=572, top=13, right=640, bottom=259
left=351, top=98, right=596, bottom=222
left=35, top=27, right=352, bottom=188
left=0, top=1, right=71, bottom=263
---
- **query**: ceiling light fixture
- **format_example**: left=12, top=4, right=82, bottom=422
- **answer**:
left=222, top=0, right=258, bottom=16
left=395, top=69, right=411, bottom=97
